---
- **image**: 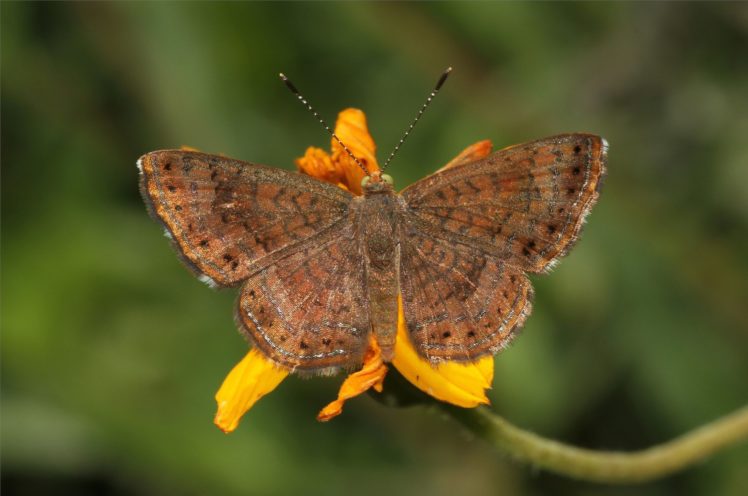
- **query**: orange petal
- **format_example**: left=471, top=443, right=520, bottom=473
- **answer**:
left=392, top=296, right=493, bottom=407
left=330, top=108, right=380, bottom=195
left=317, top=336, right=388, bottom=421
left=214, top=349, right=289, bottom=433
left=295, top=146, right=346, bottom=186
left=436, top=140, right=494, bottom=173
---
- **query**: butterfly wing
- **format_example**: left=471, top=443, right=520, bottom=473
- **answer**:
left=139, top=150, right=354, bottom=287
left=398, top=134, right=606, bottom=361
left=401, top=134, right=607, bottom=274
left=398, top=218, right=533, bottom=362
left=236, top=219, right=370, bottom=372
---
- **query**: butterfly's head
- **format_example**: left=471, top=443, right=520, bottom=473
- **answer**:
left=362, top=171, right=394, bottom=195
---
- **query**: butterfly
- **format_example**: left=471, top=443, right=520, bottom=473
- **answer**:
left=138, top=133, right=606, bottom=374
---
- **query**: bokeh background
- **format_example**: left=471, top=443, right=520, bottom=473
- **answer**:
left=2, top=2, right=747, bottom=495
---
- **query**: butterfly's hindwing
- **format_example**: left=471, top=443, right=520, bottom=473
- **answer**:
left=236, top=219, right=370, bottom=373
left=398, top=215, right=533, bottom=362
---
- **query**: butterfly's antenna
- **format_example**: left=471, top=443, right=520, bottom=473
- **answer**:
left=381, top=67, right=452, bottom=173
left=279, top=73, right=370, bottom=176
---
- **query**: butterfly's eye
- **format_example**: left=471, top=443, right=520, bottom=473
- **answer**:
left=381, top=174, right=394, bottom=186
left=361, top=176, right=371, bottom=188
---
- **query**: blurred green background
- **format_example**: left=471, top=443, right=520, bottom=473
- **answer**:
left=2, top=2, right=747, bottom=495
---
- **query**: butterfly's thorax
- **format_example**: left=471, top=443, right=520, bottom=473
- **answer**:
left=356, top=183, right=403, bottom=361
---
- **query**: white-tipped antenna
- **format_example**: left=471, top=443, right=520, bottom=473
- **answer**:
left=381, top=67, right=452, bottom=172
left=280, top=73, right=370, bottom=176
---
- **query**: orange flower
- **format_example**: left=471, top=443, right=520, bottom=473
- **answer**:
left=214, top=108, right=494, bottom=432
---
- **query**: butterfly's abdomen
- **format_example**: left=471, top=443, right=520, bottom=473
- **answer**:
left=358, top=193, right=402, bottom=361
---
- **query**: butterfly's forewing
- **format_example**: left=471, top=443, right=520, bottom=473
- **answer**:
left=399, top=134, right=606, bottom=361
left=398, top=220, right=533, bottom=362
left=401, top=134, right=607, bottom=274
left=237, top=220, right=370, bottom=372
left=139, top=150, right=353, bottom=287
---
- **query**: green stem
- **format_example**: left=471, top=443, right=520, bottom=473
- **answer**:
left=442, top=404, right=748, bottom=483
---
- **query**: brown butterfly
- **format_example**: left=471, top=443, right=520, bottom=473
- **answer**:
left=138, top=72, right=606, bottom=375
